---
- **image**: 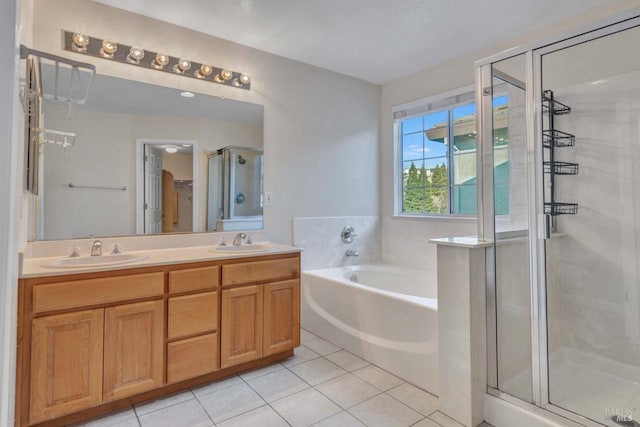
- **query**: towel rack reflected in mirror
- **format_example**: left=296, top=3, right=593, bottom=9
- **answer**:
left=68, top=183, right=127, bottom=191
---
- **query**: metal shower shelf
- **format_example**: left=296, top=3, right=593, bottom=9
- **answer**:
left=545, top=202, right=578, bottom=216
left=542, top=129, right=575, bottom=148
left=543, top=90, right=572, bottom=115
left=542, top=90, right=578, bottom=216
left=544, top=161, right=579, bottom=175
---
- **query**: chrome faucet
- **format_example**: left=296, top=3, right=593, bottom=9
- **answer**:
left=90, top=240, right=102, bottom=256
left=345, top=249, right=359, bottom=257
left=233, top=232, right=246, bottom=246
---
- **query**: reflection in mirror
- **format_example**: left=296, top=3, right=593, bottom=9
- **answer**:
left=138, top=140, right=196, bottom=235
left=36, top=67, right=263, bottom=241
left=207, top=146, right=263, bottom=232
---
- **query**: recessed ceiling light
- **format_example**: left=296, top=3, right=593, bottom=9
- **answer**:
left=165, top=147, right=178, bottom=153
left=181, top=144, right=191, bottom=147
left=180, top=91, right=195, bottom=98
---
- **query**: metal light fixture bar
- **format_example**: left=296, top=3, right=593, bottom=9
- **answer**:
left=61, top=30, right=251, bottom=90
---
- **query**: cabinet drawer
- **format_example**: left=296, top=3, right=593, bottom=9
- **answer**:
left=169, top=266, right=219, bottom=294
left=221, top=257, right=299, bottom=287
left=33, top=272, right=164, bottom=313
left=167, top=333, right=219, bottom=383
left=168, top=291, right=218, bottom=339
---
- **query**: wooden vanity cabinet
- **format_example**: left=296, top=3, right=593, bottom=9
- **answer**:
left=103, top=300, right=164, bottom=401
left=17, top=253, right=300, bottom=427
left=221, top=285, right=264, bottom=368
left=29, top=310, right=104, bottom=424
left=221, top=257, right=300, bottom=368
left=166, top=266, right=220, bottom=383
left=263, top=279, right=300, bottom=356
left=26, top=273, right=165, bottom=424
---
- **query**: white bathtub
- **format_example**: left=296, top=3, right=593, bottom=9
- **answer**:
left=301, top=264, right=438, bottom=395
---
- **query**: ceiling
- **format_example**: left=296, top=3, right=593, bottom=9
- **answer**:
left=95, top=0, right=614, bottom=84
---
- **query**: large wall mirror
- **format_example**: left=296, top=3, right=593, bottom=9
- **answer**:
left=34, top=68, right=264, bottom=241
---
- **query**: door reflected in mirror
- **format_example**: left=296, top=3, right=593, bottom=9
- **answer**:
left=36, top=69, right=263, bottom=241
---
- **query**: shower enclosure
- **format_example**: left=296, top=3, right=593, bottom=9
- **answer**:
left=478, top=14, right=640, bottom=427
left=207, top=146, right=263, bottom=231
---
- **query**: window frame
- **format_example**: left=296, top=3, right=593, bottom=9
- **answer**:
left=393, top=85, right=478, bottom=219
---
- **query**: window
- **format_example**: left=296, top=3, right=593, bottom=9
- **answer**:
left=395, top=91, right=508, bottom=216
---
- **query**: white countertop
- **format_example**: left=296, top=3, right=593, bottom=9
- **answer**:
left=20, top=243, right=302, bottom=278
left=429, top=236, right=493, bottom=248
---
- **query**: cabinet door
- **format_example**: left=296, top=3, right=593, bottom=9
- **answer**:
left=30, top=309, right=104, bottom=424
left=221, top=285, right=263, bottom=368
left=263, top=280, right=300, bottom=356
left=104, top=300, right=164, bottom=401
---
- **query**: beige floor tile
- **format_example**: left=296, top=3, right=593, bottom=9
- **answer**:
left=352, top=365, right=404, bottom=391
left=69, top=408, right=138, bottom=427
left=386, top=382, right=438, bottom=416
left=428, top=411, right=465, bottom=427
left=271, top=388, right=342, bottom=427
left=349, top=394, right=422, bottom=427
left=412, top=418, right=441, bottom=427
left=134, top=389, right=194, bottom=416
left=282, top=345, right=321, bottom=367
left=303, top=337, right=342, bottom=356
left=239, top=362, right=284, bottom=381
left=312, top=410, right=366, bottom=426
left=288, top=357, right=347, bottom=385
left=247, top=368, right=309, bottom=402
left=301, top=329, right=319, bottom=343
left=325, top=350, right=370, bottom=372
left=198, top=382, right=265, bottom=424
left=137, top=399, right=212, bottom=427
left=191, top=375, right=243, bottom=398
left=217, top=405, right=289, bottom=427
left=315, top=373, right=380, bottom=409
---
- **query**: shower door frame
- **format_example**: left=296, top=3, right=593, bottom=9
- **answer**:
left=477, top=11, right=640, bottom=427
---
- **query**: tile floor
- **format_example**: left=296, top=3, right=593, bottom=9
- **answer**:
left=71, top=330, right=491, bottom=427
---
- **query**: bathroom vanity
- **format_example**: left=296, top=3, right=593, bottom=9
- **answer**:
left=16, top=247, right=301, bottom=426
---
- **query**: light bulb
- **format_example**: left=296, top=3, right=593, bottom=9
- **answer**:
left=173, top=58, right=191, bottom=74
left=152, top=53, right=170, bottom=69
left=195, top=64, right=213, bottom=79
left=239, top=73, right=250, bottom=85
left=99, top=40, right=118, bottom=59
left=71, top=33, right=90, bottom=52
left=214, top=69, right=233, bottom=83
left=126, top=46, right=145, bottom=64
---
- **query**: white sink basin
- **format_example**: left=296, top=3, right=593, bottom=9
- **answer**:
left=209, top=242, right=277, bottom=254
left=44, top=254, right=149, bottom=268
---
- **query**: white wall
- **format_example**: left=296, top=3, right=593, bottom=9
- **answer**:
left=162, top=152, right=193, bottom=182
left=31, top=0, right=381, bottom=245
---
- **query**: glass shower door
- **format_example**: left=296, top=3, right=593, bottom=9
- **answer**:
left=540, top=24, right=640, bottom=426
left=486, top=53, right=535, bottom=404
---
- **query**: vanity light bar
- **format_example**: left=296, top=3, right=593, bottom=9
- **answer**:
left=61, top=30, right=251, bottom=90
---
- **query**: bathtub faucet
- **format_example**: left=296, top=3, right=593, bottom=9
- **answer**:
left=345, top=249, right=359, bottom=257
